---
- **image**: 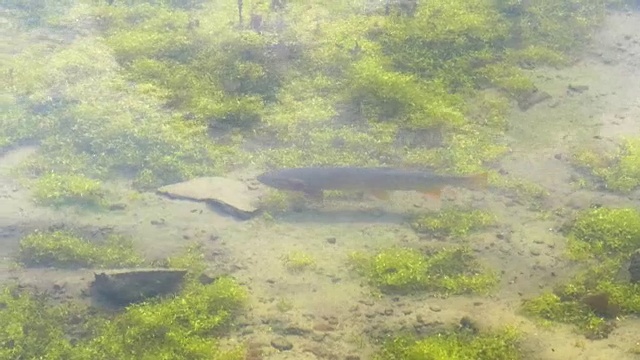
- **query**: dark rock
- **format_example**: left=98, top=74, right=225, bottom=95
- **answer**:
left=270, top=337, right=293, bottom=351
left=90, top=268, right=188, bottom=307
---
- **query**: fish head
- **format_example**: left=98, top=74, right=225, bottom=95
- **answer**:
left=257, top=172, right=307, bottom=192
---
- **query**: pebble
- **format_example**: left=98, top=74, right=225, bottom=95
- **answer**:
left=429, top=305, right=442, bottom=312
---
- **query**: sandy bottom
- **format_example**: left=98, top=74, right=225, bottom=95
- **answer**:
left=3, top=9, right=640, bottom=360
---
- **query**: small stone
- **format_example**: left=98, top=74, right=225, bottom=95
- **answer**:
left=530, top=248, right=541, bottom=256
left=429, top=305, right=441, bottom=312
left=326, top=237, right=336, bottom=244
left=270, top=337, right=293, bottom=351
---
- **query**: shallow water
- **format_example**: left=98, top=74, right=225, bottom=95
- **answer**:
left=3, top=2, right=640, bottom=359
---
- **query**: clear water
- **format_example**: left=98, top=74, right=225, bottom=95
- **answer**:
left=2, top=1, right=640, bottom=359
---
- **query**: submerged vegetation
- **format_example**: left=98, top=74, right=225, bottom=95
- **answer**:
left=522, top=206, right=640, bottom=339
left=0, top=278, right=247, bottom=360
left=2, top=0, right=640, bottom=357
left=410, top=207, right=494, bottom=238
left=32, top=173, right=107, bottom=208
left=349, top=246, right=497, bottom=295
left=565, top=207, right=640, bottom=258
left=18, top=230, right=144, bottom=268
left=4, top=239, right=246, bottom=359
left=281, top=250, right=316, bottom=273
left=572, top=138, right=640, bottom=192
left=2, top=0, right=633, bottom=202
left=376, top=327, right=522, bottom=360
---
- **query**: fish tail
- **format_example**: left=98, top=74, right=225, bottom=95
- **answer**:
left=465, top=172, right=488, bottom=190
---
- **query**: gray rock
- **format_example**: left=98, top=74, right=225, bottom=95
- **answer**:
left=157, top=177, right=261, bottom=220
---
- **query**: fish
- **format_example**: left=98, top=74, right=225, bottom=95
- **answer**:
left=256, top=166, right=488, bottom=200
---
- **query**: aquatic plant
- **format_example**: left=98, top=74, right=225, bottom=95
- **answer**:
left=376, top=327, right=522, bottom=360
left=31, top=173, right=106, bottom=208
left=281, top=251, right=316, bottom=273
left=165, top=242, right=208, bottom=279
left=18, top=230, right=145, bottom=269
left=350, top=246, right=497, bottom=295
left=572, top=138, right=640, bottom=192
left=6, top=23, right=241, bottom=194
left=410, top=207, right=494, bottom=238
left=0, top=285, right=77, bottom=359
left=521, top=259, right=636, bottom=339
left=81, top=277, right=246, bottom=360
left=565, top=207, right=640, bottom=259
left=3, top=0, right=629, bottom=208
left=350, top=247, right=427, bottom=293
left=0, top=277, right=247, bottom=360
left=521, top=206, right=640, bottom=338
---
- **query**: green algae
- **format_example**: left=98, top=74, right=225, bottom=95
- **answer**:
left=32, top=173, right=107, bottom=208
left=349, top=246, right=498, bottom=295
left=376, top=327, right=522, bottom=360
left=410, top=207, right=494, bottom=238
left=573, top=138, right=640, bottom=193
left=522, top=206, right=640, bottom=339
left=18, top=230, right=145, bottom=269
left=2, top=0, right=631, bottom=208
left=521, top=260, right=629, bottom=339
left=0, top=278, right=246, bottom=360
left=281, top=250, right=316, bottom=273
left=565, top=207, right=640, bottom=259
